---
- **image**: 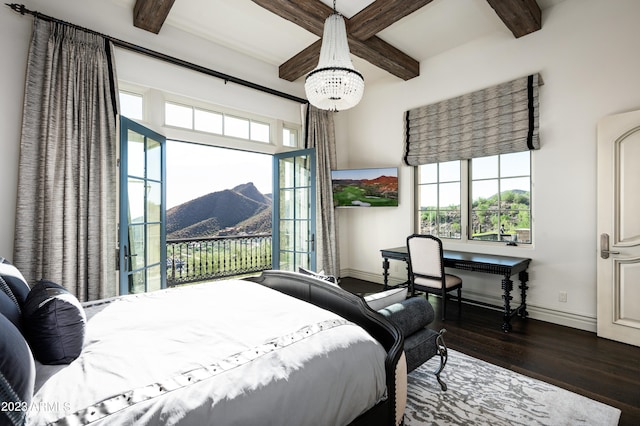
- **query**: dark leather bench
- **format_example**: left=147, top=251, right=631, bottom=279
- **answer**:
left=378, top=297, right=448, bottom=391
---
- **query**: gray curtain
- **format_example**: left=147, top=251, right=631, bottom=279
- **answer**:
left=405, top=74, right=542, bottom=165
left=304, top=104, right=340, bottom=278
left=14, top=18, right=119, bottom=301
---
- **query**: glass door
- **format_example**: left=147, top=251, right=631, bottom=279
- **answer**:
left=273, top=149, right=316, bottom=271
left=119, top=117, right=166, bottom=294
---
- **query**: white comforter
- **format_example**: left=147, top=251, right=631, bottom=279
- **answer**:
left=27, top=279, right=387, bottom=426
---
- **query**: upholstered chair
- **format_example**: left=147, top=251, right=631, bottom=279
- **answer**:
left=406, top=234, right=462, bottom=320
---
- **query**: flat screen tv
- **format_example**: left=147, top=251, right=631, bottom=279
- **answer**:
left=331, top=167, right=398, bottom=207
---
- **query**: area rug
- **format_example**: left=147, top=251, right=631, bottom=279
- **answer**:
left=405, top=349, right=621, bottom=426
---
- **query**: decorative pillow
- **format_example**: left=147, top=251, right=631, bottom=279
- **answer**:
left=364, top=287, right=408, bottom=311
left=0, top=258, right=30, bottom=306
left=378, top=296, right=434, bottom=336
left=0, top=314, right=35, bottom=426
left=298, top=267, right=339, bottom=287
left=0, top=290, right=23, bottom=331
left=22, top=280, right=86, bottom=365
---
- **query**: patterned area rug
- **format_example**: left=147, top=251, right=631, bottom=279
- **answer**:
left=405, top=349, right=621, bottom=425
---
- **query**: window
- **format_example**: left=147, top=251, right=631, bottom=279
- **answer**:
left=164, top=101, right=272, bottom=143
left=165, top=102, right=192, bottom=128
left=224, top=115, right=249, bottom=139
left=417, top=161, right=461, bottom=239
left=194, top=108, right=223, bottom=134
left=471, top=152, right=531, bottom=243
left=283, top=126, right=298, bottom=148
left=250, top=121, right=270, bottom=143
left=416, top=152, right=532, bottom=244
left=119, top=92, right=143, bottom=120
left=119, top=88, right=301, bottom=150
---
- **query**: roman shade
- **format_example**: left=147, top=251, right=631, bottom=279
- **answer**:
left=404, top=74, right=541, bottom=166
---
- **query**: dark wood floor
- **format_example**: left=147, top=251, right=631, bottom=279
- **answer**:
left=340, top=277, right=640, bottom=426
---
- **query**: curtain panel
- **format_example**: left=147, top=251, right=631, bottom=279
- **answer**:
left=304, top=105, right=340, bottom=278
left=14, top=18, right=119, bottom=301
left=404, top=74, right=541, bottom=166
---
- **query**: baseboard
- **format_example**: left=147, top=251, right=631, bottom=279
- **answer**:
left=340, top=268, right=405, bottom=288
left=340, top=269, right=597, bottom=333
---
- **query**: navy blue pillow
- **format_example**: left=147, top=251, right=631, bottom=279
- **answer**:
left=0, top=314, right=35, bottom=426
left=0, top=258, right=30, bottom=306
left=23, top=280, right=86, bottom=365
left=0, top=289, right=22, bottom=331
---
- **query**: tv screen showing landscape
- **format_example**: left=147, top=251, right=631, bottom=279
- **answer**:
left=331, top=167, right=399, bottom=207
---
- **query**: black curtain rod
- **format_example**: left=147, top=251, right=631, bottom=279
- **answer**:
left=5, top=3, right=309, bottom=105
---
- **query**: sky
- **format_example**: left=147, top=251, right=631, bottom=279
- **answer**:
left=331, top=167, right=397, bottom=181
left=166, top=141, right=272, bottom=208
left=118, top=93, right=273, bottom=209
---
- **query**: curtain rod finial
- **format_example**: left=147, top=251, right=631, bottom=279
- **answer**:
left=6, top=3, right=27, bottom=15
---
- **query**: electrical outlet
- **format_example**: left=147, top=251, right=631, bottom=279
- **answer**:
left=559, top=291, right=567, bottom=303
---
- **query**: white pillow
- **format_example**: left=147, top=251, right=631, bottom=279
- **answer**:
left=297, top=267, right=339, bottom=287
left=364, top=287, right=408, bottom=311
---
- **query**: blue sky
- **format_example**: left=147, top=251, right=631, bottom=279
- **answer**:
left=331, top=167, right=397, bottom=181
left=166, top=141, right=272, bottom=208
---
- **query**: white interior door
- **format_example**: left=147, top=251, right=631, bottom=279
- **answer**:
left=597, top=109, right=640, bottom=346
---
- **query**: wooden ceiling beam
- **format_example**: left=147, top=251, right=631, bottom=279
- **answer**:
left=349, top=0, right=434, bottom=41
left=252, top=0, right=420, bottom=81
left=280, top=35, right=420, bottom=82
left=251, top=0, right=332, bottom=37
left=485, top=0, right=541, bottom=38
left=348, top=35, right=419, bottom=81
left=279, top=40, right=322, bottom=81
left=133, top=0, right=176, bottom=34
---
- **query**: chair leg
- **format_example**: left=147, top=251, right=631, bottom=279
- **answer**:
left=457, top=288, right=462, bottom=316
left=441, top=290, right=446, bottom=320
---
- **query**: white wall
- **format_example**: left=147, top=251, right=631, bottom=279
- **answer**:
left=0, top=0, right=305, bottom=261
left=338, top=0, right=640, bottom=331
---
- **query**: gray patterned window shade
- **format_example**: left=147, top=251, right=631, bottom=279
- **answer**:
left=404, top=74, right=541, bottom=166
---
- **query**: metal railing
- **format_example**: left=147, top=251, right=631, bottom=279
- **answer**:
left=166, top=234, right=272, bottom=286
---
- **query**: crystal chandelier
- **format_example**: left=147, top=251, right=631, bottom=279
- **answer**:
left=304, top=1, right=364, bottom=111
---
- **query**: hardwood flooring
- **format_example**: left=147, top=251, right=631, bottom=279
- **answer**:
left=340, top=277, right=640, bottom=426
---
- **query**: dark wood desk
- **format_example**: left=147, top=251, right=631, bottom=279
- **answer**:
left=380, top=246, right=531, bottom=332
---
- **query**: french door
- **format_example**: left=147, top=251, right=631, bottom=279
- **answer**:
left=119, top=117, right=167, bottom=294
left=273, top=149, right=316, bottom=272
left=597, top=110, right=640, bottom=347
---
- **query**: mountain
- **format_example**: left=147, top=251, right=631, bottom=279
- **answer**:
left=167, top=182, right=272, bottom=239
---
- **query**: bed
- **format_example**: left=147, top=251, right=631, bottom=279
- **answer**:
left=1, top=267, right=405, bottom=426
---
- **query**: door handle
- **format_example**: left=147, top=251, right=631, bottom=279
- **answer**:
left=600, top=233, right=620, bottom=259
left=123, top=245, right=138, bottom=270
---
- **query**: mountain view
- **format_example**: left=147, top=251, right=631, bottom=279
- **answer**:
left=167, top=182, right=272, bottom=239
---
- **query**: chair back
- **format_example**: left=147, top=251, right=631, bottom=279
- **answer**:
left=407, top=234, right=444, bottom=285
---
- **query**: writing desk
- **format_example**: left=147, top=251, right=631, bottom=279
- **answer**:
left=380, top=246, right=531, bottom=332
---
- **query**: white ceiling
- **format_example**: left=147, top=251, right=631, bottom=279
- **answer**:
left=113, top=0, right=565, bottom=84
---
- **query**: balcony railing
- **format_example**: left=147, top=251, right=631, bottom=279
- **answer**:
left=166, top=234, right=272, bottom=286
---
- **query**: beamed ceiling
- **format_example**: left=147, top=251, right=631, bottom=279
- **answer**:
left=127, top=0, right=556, bottom=83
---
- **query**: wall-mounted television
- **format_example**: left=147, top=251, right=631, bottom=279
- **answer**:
left=331, top=167, right=398, bottom=207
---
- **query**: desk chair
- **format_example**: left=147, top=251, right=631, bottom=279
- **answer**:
left=407, top=234, right=462, bottom=320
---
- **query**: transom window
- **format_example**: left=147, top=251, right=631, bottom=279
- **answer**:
left=119, top=91, right=143, bottom=120
left=164, top=101, right=271, bottom=143
left=416, top=152, right=532, bottom=244
left=118, top=89, right=302, bottom=151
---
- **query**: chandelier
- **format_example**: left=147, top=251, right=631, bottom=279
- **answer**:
left=304, top=1, right=364, bottom=111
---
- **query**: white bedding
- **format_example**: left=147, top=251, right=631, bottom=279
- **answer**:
left=27, top=279, right=387, bottom=426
